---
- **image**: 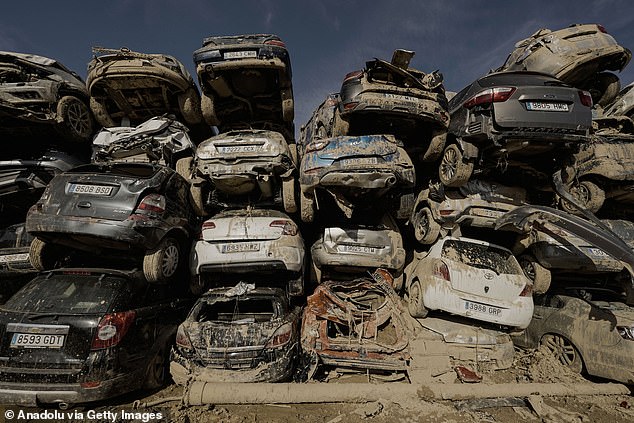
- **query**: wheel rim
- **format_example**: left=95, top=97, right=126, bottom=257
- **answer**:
left=521, top=260, right=536, bottom=282
left=571, top=184, right=591, bottom=206
left=415, top=210, right=430, bottom=240
left=161, top=242, right=180, bottom=278
left=440, top=148, right=457, bottom=181
left=409, top=282, right=422, bottom=313
left=542, top=334, right=579, bottom=370
left=67, top=101, right=91, bottom=136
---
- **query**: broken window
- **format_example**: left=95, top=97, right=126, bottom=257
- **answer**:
left=442, top=240, right=521, bottom=275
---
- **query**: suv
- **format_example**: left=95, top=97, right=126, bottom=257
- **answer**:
left=0, top=51, right=93, bottom=144
left=441, top=71, right=592, bottom=187
left=193, top=34, right=294, bottom=141
left=335, top=50, right=449, bottom=161
left=497, top=24, right=631, bottom=106
left=26, top=163, right=197, bottom=283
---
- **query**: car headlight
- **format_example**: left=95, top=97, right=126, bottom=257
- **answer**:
left=617, top=326, right=634, bottom=340
left=305, top=139, right=330, bottom=153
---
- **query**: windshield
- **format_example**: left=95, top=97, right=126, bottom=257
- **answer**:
left=195, top=296, right=280, bottom=324
left=442, top=240, right=521, bottom=275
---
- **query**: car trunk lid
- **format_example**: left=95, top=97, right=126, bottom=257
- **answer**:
left=316, top=135, right=398, bottom=160
left=201, top=215, right=292, bottom=242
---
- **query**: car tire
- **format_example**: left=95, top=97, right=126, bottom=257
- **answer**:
left=561, top=180, right=605, bottom=214
left=57, top=96, right=94, bottom=143
left=300, top=190, right=315, bottom=223
left=29, top=238, right=58, bottom=271
left=178, top=87, right=203, bottom=125
left=439, top=144, right=473, bottom=187
left=540, top=333, right=583, bottom=374
left=421, top=130, right=447, bottom=162
left=281, top=88, right=294, bottom=122
left=282, top=176, right=297, bottom=214
left=407, top=280, right=428, bottom=318
left=189, top=274, right=207, bottom=296
left=175, top=157, right=193, bottom=180
left=143, top=347, right=168, bottom=390
left=593, top=72, right=621, bottom=107
left=331, top=108, right=349, bottom=136
left=412, top=207, right=441, bottom=245
left=143, top=237, right=181, bottom=283
left=201, top=93, right=220, bottom=126
left=89, top=97, right=116, bottom=128
left=519, top=254, right=551, bottom=295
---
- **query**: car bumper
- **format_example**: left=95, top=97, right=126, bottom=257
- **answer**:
left=532, top=243, right=624, bottom=273
left=342, top=94, right=448, bottom=126
left=311, top=243, right=405, bottom=272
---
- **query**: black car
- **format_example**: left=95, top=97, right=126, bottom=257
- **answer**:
left=440, top=71, right=592, bottom=187
left=26, top=163, right=197, bottom=283
left=0, top=268, right=192, bottom=407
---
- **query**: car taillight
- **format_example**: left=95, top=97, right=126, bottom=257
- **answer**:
left=464, top=87, right=516, bottom=108
left=136, top=194, right=166, bottom=214
left=305, top=139, right=330, bottom=153
left=578, top=90, right=593, bottom=107
left=270, top=220, right=298, bottom=236
left=597, top=24, right=607, bottom=34
left=199, top=221, right=216, bottom=240
left=433, top=261, right=450, bottom=281
left=175, top=325, right=193, bottom=350
left=264, top=39, right=286, bottom=47
left=265, top=323, right=293, bottom=348
left=343, top=101, right=359, bottom=111
left=519, top=281, right=533, bottom=297
left=439, top=209, right=454, bottom=216
left=343, top=70, right=363, bottom=83
left=91, top=311, right=136, bottom=350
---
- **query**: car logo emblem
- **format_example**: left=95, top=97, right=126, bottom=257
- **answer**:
left=543, top=94, right=556, bottom=99
left=484, top=272, right=494, bottom=280
left=484, top=286, right=490, bottom=293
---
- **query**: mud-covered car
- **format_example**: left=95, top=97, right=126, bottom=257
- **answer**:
left=171, top=283, right=300, bottom=384
left=497, top=24, right=631, bottom=106
left=512, top=288, right=634, bottom=384
left=300, top=272, right=411, bottom=378
left=0, top=51, right=94, bottom=144
left=601, top=82, right=634, bottom=119
left=335, top=50, right=449, bottom=161
left=299, top=93, right=340, bottom=156
left=191, top=129, right=296, bottom=215
left=25, top=163, right=197, bottom=283
left=299, top=134, right=415, bottom=223
left=0, top=268, right=192, bottom=407
left=87, top=47, right=202, bottom=128
left=441, top=71, right=592, bottom=188
left=405, top=237, right=534, bottom=329
left=310, top=213, right=406, bottom=289
left=410, top=180, right=528, bottom=245
left=189, top=209, right=304, bottom=296
left=0, top=223, right=34, bottom=278
left=91, top=116, right=195, bottom=176
left=193, top=34, right=294, bottom=140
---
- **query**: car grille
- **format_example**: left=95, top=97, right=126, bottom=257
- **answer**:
left=11, top=91, right=41, bottom=100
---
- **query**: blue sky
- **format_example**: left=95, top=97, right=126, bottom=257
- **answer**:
left=1, top=0, right=633, bottom=131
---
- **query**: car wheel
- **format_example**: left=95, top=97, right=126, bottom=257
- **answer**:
left=178, top=87, right=203, bottom=125
left=143, top=347, right=168, bottom=390
left=29, top=238, right=58, bottom=271
left=593, top=72, right=621, bottom=107
left=438, top=144, right=473, bottom=187
left=201, top=93, right=220, bottom=126
left=281, top=88, right=294, bottom=122
left=540, top=334, right=583, bottom=374
left=175, top=157, right=193, bottom=180
left=282, top=176, right=297, bottom=214
left=143, top=237, right=181, bottom=283
left=407, top=280, right=428, bottom=318
left=518, top=254, right=551, bottom=294
left=331, top=108, right=349, bottom=136
left=561, top=180, right=605, bottom=214
left=89, top=97, right=116, bottom=128
left=412, top=207, right=441, bottom=245
left=300, top=190, right=315, bottom=223
left=57, top=96, right=94, bottom=143
left=421, top=130, right=447, bottom=162
left=189, top=274, right=207, bottom=296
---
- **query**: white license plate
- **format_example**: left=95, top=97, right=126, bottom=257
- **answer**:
left=217, top=145, right=263, bottom=154
left=384, top=93, right=418, bottom=102
left=472, top=209, right=505, bottom=218
left=10, top=333, right=65, bottom=348
left=221, top=243, right=260, bottom=253
left=224, top=50, right=257, bottom=59
left=464, top=301, right=503, bottom=317
left=337, top=245, right=378, bottom=254
left=0, top=252, right=29, bottom=263
left=341, top=157, right=379, bottom=166
left=69, top=184, right=113, bottom=196
left=525, top=102, right=569, bottom=112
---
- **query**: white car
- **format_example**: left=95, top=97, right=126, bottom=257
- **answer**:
left=405, top=236, right=534, bottom=329
left=189, top=209, right=305, bottom=296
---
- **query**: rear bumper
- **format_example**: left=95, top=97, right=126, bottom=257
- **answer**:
left=311, top=243, right=405, bottom=272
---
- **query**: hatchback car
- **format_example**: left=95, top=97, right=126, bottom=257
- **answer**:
left=192, top=129, right=296, bottom=215
left=0, top=51, right=94, bottom=144
left=0, top=268, right=192, bottom=407
left=512, top=288, right=634, bottom=384
left=405, top=237, right=534, bottom=329
left=441, top=71, right=592, bottom=187
left=193, top=34, right=294, bottom=141
left=299, top=134, right=416, bottom=223
left=497, top=24, right=631, bottom=106
left=410, top=179, right=528, bottom=245
left=189, top=209, right=304, bottom=296
left=26, top=162, right=197, bottom=283
left=171, top=283, right=300, bottom=384
left=87, top=47, right=202, bottom=127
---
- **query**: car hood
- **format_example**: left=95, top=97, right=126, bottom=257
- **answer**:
left=309, top=135, right=399, bottom=160
left=196, top=130, right=289, bottom=160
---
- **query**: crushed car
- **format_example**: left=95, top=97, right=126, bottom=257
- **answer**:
left=0, top=268, right=192, bottom=407
left=600, top=81, right=634, bottom=120
left=193, top=34, right=294, bottom=141
left=335, top=49, right=449, bottom=161
left=25, top=162, right=197, bottom=283
left=189, top=208, right=305, bottom=296
left=410, top=179, right=528, bottom=245
left=0, top=51, right=94, bottom=144
left=496, top=24, right=631, bottom=106
left=171, top=283, right=300, bottom=384
left=299, top=134, right=416, bottom=223
left=441, top=71, right=592, bottom=187
left=87, top=47, right=203, bottom=127
left=299, top=93, right=340, bottom=155
left=191, top=129, right=296, bottom=216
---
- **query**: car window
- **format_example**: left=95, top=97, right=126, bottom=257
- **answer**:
left=478, top=73, right=566, bottom=87
left=195, top=296, right=281, bottom=324
left=441, top=240, right=521, bottom=275
left=448, top=84, right=472, bottom=110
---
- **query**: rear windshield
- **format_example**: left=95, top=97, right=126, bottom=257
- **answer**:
left=194, top=296, right=280, bottom=324
left=0, top=224, right=32, bottom=248
left=68, top=163, right=157, bottom=178
left=478, top=73, right=566, bottom=88
left=442, top=240, right=521, bottom=275
left=2, top=273, right=126, bottom=314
